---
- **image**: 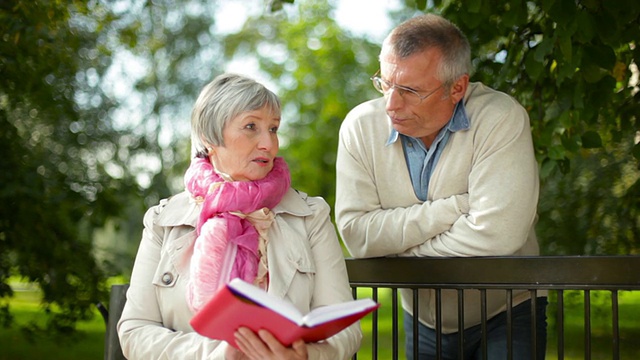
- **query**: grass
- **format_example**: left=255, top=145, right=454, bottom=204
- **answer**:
left=0, top=282, right=105, bottom=360
left=2, top=285, right=640, bottom=359
left=355, top=288, right=640, bottom=360
left=545, top=290, right=640, bottom=360
left=356, top=288, right=406, bottom=359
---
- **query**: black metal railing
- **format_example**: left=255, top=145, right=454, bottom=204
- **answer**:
left=346, top=256, right=640, bottom=360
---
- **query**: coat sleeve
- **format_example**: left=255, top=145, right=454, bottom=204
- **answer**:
left=303, top=196, right=363, bottom=360
left=117, top=204, right=228, bottom=360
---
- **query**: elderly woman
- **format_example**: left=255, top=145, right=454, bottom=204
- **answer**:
left=118, top=73, right=362, bottom=359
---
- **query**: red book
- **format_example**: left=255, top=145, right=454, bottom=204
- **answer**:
left=190, top=278, right=380, bottom=349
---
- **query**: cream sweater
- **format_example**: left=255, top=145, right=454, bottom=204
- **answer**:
left=336, top=82, right=541, bottom=332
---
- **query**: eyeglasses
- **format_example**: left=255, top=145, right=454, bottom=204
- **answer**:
left=370, top=70, right=444, bottom=105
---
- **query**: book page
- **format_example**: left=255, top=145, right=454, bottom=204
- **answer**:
left=302, top=298, right=378, bottom=327
left=228, top=278, right=305, bottom=325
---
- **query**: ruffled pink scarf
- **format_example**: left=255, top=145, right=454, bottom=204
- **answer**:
left=184, top=156, right=291, bottom=313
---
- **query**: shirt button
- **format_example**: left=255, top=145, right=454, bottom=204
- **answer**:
left=162, top=272, right=174, bottom=285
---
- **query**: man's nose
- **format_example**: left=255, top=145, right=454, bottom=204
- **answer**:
left=385, top=87, right=405, bottom=112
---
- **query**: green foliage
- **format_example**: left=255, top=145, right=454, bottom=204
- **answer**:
left=222, top=0, right=381, bottom=207
left=1, top=0, right=113, bottom=333
left=1, top=0, right=220, bottom=334
left=264, top=0, right=639, bottom=254
left=431, top=0, right=639, bottom=253
left=435, top=0, right=638, bottom=177
left=537, top=143, right=640, bottom=255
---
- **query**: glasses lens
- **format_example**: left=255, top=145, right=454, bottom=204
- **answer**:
left=402, top=90, right=421, bottom=105
left=372, top=77, right=385, bottom=94
left=371, top=76, right=422, bottom=105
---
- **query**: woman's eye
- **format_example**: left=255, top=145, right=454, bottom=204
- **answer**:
left=270, top=126, right=279, bottom=133
left=245, top=123, right=256, bottom=130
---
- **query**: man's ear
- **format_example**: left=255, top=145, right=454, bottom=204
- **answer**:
left=450, top=74, right=469, bottom=104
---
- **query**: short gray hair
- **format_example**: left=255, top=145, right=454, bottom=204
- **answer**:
left=384, top=14, right=471, bottom=88
left=190, top=73, right=281, bottom=157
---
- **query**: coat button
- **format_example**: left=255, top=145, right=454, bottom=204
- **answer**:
left=162, top=272, right=174, bottom=285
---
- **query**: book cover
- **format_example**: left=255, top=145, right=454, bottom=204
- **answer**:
left=190, top=278, right=380, bottom=348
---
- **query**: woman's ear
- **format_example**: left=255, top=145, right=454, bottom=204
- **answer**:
left=200, top=138, right=214, bottom=155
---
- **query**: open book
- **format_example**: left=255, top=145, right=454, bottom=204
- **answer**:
left=190, top=278, right=380, bottom=348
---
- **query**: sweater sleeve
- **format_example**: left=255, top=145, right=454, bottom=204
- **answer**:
left=335, top=100, right=470, bottom=258
left=401, top=96, right=539, bottom=257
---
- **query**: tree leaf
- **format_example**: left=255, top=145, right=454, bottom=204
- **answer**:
left=633, top=143, right=640, bottom=161
left=583, top=44, right=616, bottom=70
left=548, top=145, right=566, bottom=160
left=525, top=51, right=544, bottom=81
left=574, top=10, right=596, bottom=44
left=540, top=158, right=557, bottom=178
left=534, top=37, right=555, bottom=62
left=467, top=0, right=482, bottom=13
left=415, top=0, right=428, bottom=10
left=561, top=132, right=581, bottom=153
left=581, top=131, right=602, bottom=149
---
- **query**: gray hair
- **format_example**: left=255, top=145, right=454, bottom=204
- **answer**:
left=384, top=14, right=471, bottom=88
left=190, top=73, right=281, bottom=157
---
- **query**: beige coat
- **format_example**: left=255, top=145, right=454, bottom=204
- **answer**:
left=118, top=188, right=362, bottom=359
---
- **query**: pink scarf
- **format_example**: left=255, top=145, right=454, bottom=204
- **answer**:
left=184, top=156, right=291, bottom=313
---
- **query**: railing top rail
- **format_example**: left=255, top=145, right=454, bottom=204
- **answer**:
left=346, top=256, right=640, bottom=290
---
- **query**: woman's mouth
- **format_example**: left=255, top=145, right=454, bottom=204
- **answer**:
left=253, top=157, right=271, bottom=165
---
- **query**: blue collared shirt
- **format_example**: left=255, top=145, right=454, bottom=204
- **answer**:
left=386, top=102, right=470, bottom=201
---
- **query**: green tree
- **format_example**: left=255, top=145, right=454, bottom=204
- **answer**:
left=223, top=0, right=381, bottom=207
left=1, top=0, right=121, bottom=333
left=0, top=0, right=223, bottom=334
left=85, top=0, right=225, bottom=275
left=432, top=0, right=640, bottom=253
left=264, top=0, right=640, bottom=253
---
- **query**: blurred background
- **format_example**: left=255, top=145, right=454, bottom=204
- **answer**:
left=1, top=0, right=638, bottom=357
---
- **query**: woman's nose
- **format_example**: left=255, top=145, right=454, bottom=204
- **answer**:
left=257, top=132, right=277, bottom=151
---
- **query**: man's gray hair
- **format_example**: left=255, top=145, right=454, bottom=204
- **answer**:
left=385, top=14, right=471, bottom=87
left=190, top=73, right=281, bottom=157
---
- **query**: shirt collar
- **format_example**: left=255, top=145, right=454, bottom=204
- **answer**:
left=386, top=101, right=470, bottom=146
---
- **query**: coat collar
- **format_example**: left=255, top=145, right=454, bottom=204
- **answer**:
left=155, top=188, right=311, bottom=228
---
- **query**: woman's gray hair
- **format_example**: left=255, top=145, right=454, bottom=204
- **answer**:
left=190, top=73, right=281, bottom=157
left=384, top=14, right=471, bottom=88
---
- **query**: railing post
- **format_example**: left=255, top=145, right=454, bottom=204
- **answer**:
left=345, top=256, right=640, bottom=360
left=104, top=284, right=129, bottom=360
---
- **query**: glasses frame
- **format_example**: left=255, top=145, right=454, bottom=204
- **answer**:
left=370, top=70, right=444, bottom=105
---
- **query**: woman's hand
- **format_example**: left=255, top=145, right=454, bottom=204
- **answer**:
left=225, top=345, right=248, bottom=360
left=232, top=327, right=308, bottom=360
